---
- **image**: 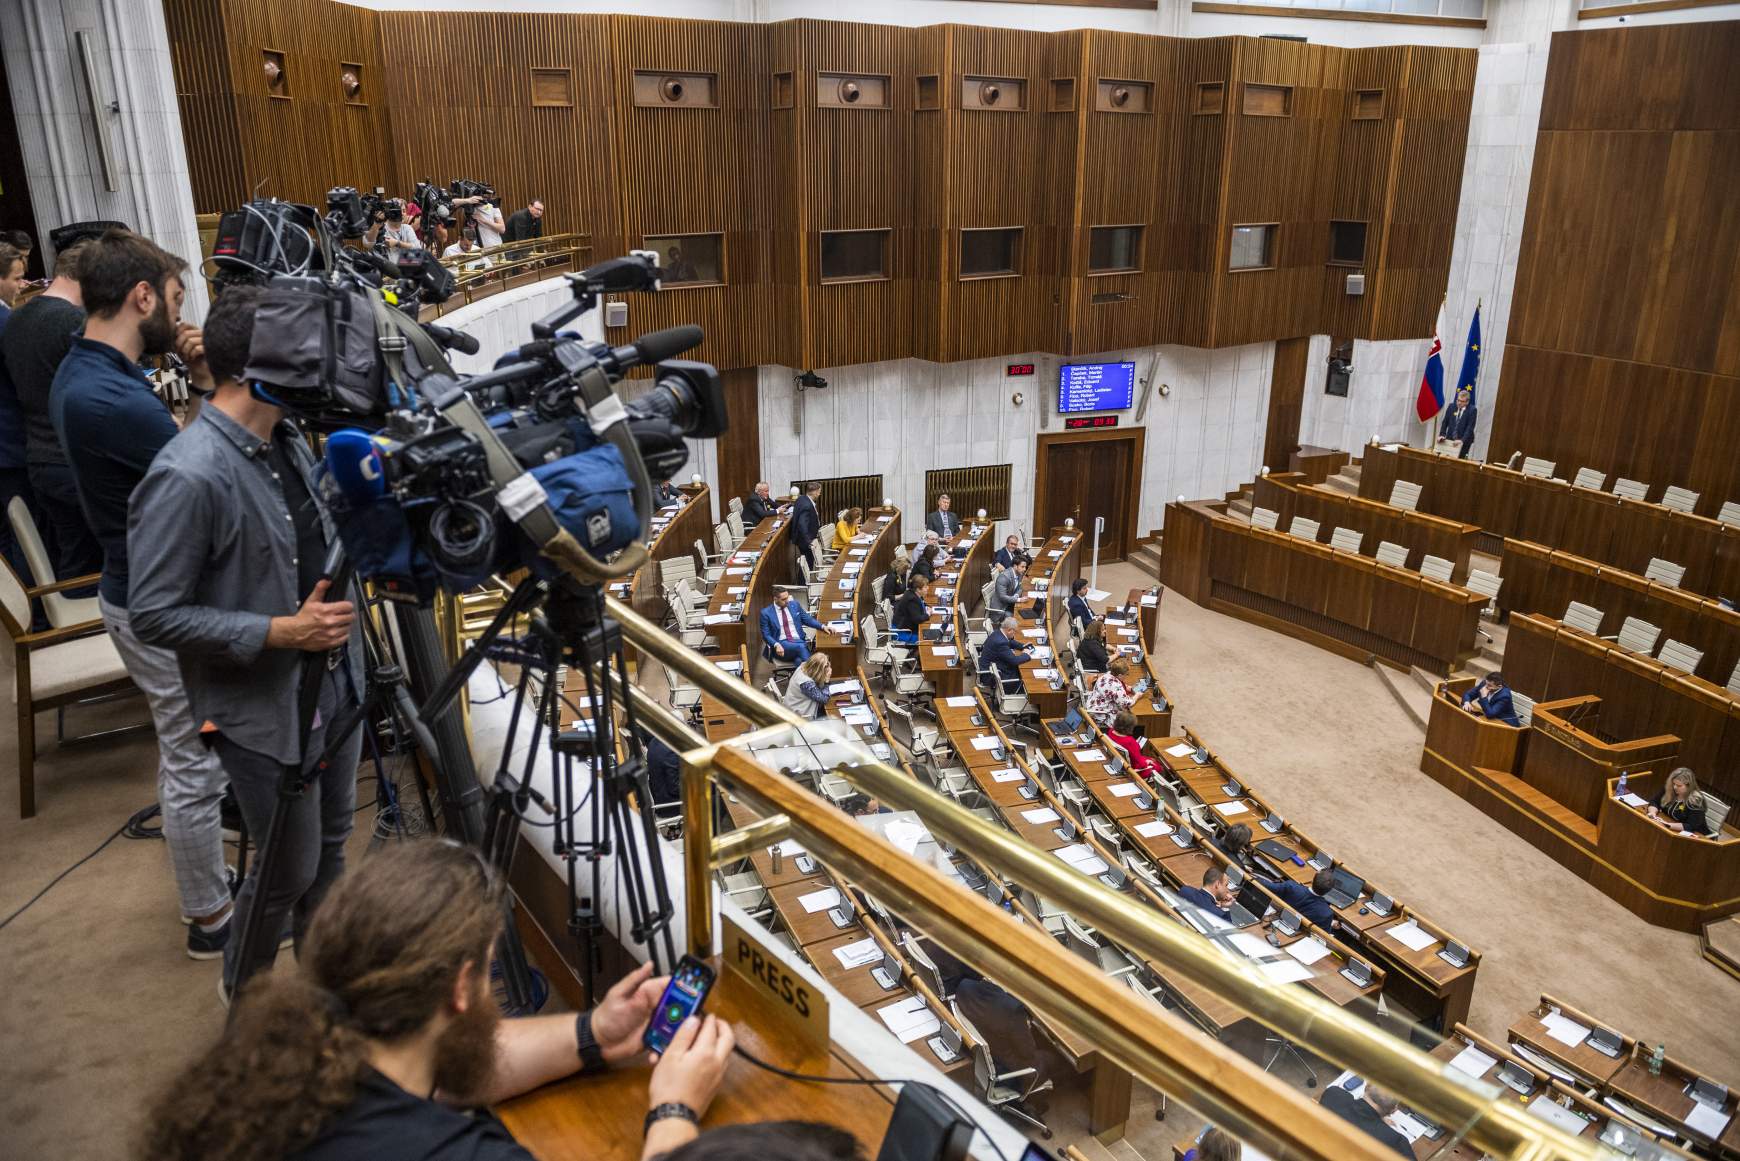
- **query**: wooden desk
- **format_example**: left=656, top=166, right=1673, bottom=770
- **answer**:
left=1506, top=997, right=1630, bottom=1088
left=1519, top=697, right=1678, bottom=823
left=703, top=515, right=795, bottom=658
left=814, top=507, right=901, bottom=676
left=1290, top=445, right=1351, bottom=488
left=1256, top=473, right=1479, bottom=584
left=624, top=483, right=712, bottom=626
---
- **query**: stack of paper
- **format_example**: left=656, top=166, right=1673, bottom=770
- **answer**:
left=1540, top=1011, right=1590, bottom=1047
left=727, top=585, right=748, bottom=595
left=1020, top=807, right=1059, bottom=824
left=944, top=695, right=976, bottom=707
left=991, top=767, right=1025, bottom=783
left=798, top=887, right=841, bottom=913
left=1212, top=801, right=1249, bottom=818
left=1166, top=743, right=1196, bottom=758
left=1618, top=791, right=1650, bottom=808
left=840, top=706, right=876, bottom=725
left=876, top=996, right=940, bottom=1043
left=1685, top=1103, right=1733, bottom=1139
left=1108, top=781, right=1143, bottom=798
left=833, top=938, right=882, bottom=969
left=1075, top=747, right=1107, bottom=762
left=1449, top=1043, right=1497, bottom=1078
left=970, top=735, right=1003, bottom=752
left=848, top=548, right=868, bottom=557
left=1385, top=920, right=1438, bottom=953
left=827, top=679, right=863, bottom=695
left=933, top=645, right=958, bottom=657
left=1054, top=843, right=1109, bottom=876
left=1134, top=819, right=1174, bottom=838
left=703, top=613, right=735, bottom=625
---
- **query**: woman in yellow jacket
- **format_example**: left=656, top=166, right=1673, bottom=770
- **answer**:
left=832, top=506, right=863, bottom=551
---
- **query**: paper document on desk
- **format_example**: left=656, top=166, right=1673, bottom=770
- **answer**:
left=725, top=568, right=751, bottom=576
left=1135, top=819, right=1173, bottom=838
left=830, top=601, right=853, bottom=610
left=1212, top=800, right=1249, bottom=818
left=1449, top=1044, right=1497, bottom=1078
left=1047, top=549, right=1063, bottom=558
left=1385, top=920, right=1438, bottom=953
left=1141, top=595, right=1159, bottom=606
left=1074, top=747, right=1107, bottom=762
left=702, top=613, right=734, bottom=624
left=1230, top=932, right=1281, bottom=959
left=970, top=735, right=1002, bottom=752
left=1166, top=743, right=1196, bottom=758
left=935, top=588, right=955, bottom=599
left=717, top=660, right=743, bottom=673
left=1021, top=807, right=1060, bottom=824
left=884, top=821, right=928, bottom=855
left=798, top=887, right=841, bottom=913
left=840, top=706, right=875, bottom=725
left=1540, top=1012, right=1590, bottom=1047
left=727, top=586, right=748, bottom=595
left=842, top=563, right=862, bottom=575
left=1034, top=668, right=1058, bottom=679
left=1526, top=1095, right=1589, bottom=1134
left=992, top=767, right=1024, bottom=783
left=1021, top=628, right=1045, bottom=638
left=1259, top=958, right=1315, bottom=984
left=1107, top=781, right=1142, bottom=798
left=1618, top=791, right=1649, bottom=808
left=1117, top=629, right=1140, bottom=639
left=768, top=839, right=807, bottom=858
left=1387, top=1111, right=1432, bottom=1143
left=848, top=549, right=868, bottom=557
left=944, top=695, right=976, bottom=707
left=876, top=996, right=940, bottom=1043
left=827, top=679, right=863, bottom=694
left=1285, top=937, right=1331, bottom=965
left=833, top=937, right=882, bottom=969
left=1055, top=844, right=1109, bottom=876
left=1685, top=1102, right=1732, bottom=1138
left=932, top=645, right=958, bottom=657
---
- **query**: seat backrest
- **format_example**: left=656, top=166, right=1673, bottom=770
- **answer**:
left=8, top=496, right=86, bottom=629
left=1657, top=638, right=1703, bottom=674
left=1328, top=527, right=1362, bottom=554
left=714, top=524, right=731, bottom=554
left=1644, top=558, right=1685, bottom=588
left=1572, top=467, right=1605, bottom=491
left=727, top=495, right=743, bottom=513
left=1728, top=657, right=1740, bottom=697
left=1660, top=485, right=1700, bottom=513
left=1389, top=480, right=1422, bottom=511
left=1287, top=516, right=1321, bottom=541
left=1374, top=540, right=1408, bottom=568
left=1521, top=456, right=1556, bottom=479
left=1718, top=500, right=1740, bottom=529
left=860, top=614, right=879, bottom=646
left=1705, top=793, right=1732, bottom=836
left=0, top=557, right=31, bottom=638
left=1249, top=506, right=1280, bottom=531
left=1563, top=601, right=1605, bottom=635
left=1511, top=690, right=1534, bottom=727
left=1615, top=616, right=1660, bottom=656
left=1465, top=568, right=1503, bottom=599
left=1419, top=555, right=1454, bottom=584
left=1611, top=478, right=1647, bottom=502
left=660, top=556, right=696, bottom=585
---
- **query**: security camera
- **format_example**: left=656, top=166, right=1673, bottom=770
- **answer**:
left=797, top=370, right=828, bottom=390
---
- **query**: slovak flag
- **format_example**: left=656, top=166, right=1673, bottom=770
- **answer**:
left=1415, top=305, right=1447, bottom=422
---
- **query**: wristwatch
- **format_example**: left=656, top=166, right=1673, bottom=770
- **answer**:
left=644, top=1102, right=700, bottom=1135
left=574, top=1011, right=607, bottom=1075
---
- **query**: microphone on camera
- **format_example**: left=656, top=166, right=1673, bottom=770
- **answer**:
left=324, top=428, right=388, bottom=507
left=423, top=323, right=480, bottom=357
left=632, top=325, right=703, bottom=367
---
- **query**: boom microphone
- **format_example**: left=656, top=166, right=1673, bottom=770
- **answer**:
left=632, top=325, right=703, bottom=367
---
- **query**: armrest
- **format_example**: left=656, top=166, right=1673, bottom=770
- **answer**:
left=17, top=618, right=108, bottom=647
left=25, top=572, right=101, bottom=597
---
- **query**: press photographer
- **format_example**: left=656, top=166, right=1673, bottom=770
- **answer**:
left=367, top=198, right=420, bottom=253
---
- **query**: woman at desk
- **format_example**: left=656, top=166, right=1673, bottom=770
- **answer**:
left=907, top=543, right=943, bottom=586
left=1213, top=822, right=1256, bottom=870
left=1084, top=656, right=1138, bottom=728
left=1077, top=619, right=1110, bottom=675
left=782, top=652, right=833, bottom=720
left=831, top=506, right=862, bottom=551
left=881, top=549, right=907, bottom=601
left=890, top=574, right=930, bottom=646
left=1105, top=710, right=1160, bottom=781
left=1647, top=766, right=1709, bottom=835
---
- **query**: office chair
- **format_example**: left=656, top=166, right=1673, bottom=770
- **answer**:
left=1328, top=527, right=1363, bottom=554
left=1610, top=478, right=1647, bottom=502
left=1643, top=558, right=1686, bottom=588
left=1374, top=540, right=1408, bottom=568
left=1510, top=690, right=1535, bottom=727
left=1613, top=616, right=1660, bottom=656
left=1504, top=451, right=1524, bottom=470
left=1718, top=500, right=1740, bottom=529
left=7, top=498, right=98, bottom=629
left=713, top=523, right=735, bottom=557
left=1249, top=506, right=1280, bottom=531
left=726, top=495, right=743, bottom=515
left=726, top=511, right=746, bottom=542
left=1389, top=480, right=1423, bottom=511
left=1419, top=555, right=1455, bottom=584
left=951, top=1000, right=1053, bottom=1138
left=694, top=537, right=728, bottom=583
left=1702, top=793, right=1731, bottom=836
left=1521, top=456, right=1556, bottom=479
left=1656, top=639, right=1702, bottom=675
left=1264, top=1033, right=1319, bottom=1088
left=1660, top=485, right=1700, bottom=513
left=1563, top=601, right=1605, bottom=636
left=1464, top=568, right=1503, bottom=641
left=1571, top=467, right=1605, bottom=491
left=1727, top=657, right=1740, bottom=697
left=1286, top=516, right=1321, bottom=541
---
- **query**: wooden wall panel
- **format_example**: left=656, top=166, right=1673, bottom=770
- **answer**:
left=1158, top=37, right=1237, bottom=347
left=163, top=0, right=247, bottom=214
left=1491, top=22, right=1740, bottom=521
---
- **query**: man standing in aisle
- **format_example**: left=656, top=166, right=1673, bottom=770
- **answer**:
left=790, top=480, right=822, bottom=571
left=128, top=284, right=365, bottom=997
left=49, top=230, right=235, bottom=957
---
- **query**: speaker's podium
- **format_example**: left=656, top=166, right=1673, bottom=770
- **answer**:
left=1520, top=696, right=1678, bottom=824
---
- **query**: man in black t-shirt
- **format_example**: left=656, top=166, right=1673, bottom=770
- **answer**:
left=145, top=841, right=737, bottom=1161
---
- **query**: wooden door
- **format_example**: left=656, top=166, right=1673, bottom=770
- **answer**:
left=1034, top=429, right=1145, bottom=562
left=1263, top=336, right=1310, bottom=475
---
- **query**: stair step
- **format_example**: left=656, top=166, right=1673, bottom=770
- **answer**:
left=1324, top=472, right=1359, bottom=496
left=1228, top=498, right=1253, bottom=518
left=1376, top=664, right=1434, bottom=733
left=1464, top=653, right=1500, bottom=680
left=1128, top=544, right=1164, bottom=580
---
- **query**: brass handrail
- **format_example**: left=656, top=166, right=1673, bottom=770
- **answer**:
left=598, top=594, right=1601, bottom=1161
left=420, top=232, right=593, bottom=319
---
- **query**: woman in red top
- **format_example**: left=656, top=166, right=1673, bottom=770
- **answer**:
left=1106, top=710, right=1160, bottom=781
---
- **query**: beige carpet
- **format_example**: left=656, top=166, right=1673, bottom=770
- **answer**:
left=2, top=564, right=1737, bottom=1160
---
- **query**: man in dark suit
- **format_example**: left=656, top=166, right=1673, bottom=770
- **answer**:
left=1066, top=578, right=1094, bottom=632
left=1441, top=388, right=1477, bottom=459
left=1460, top=671, right=1520, bottom=727
left=759, top=587, right=824, bottom=664
left=1177, top=865, right=1235, bottom=922
left=993, top=534, right=1029, bottom=571
left=978, top=611, right=1031, bottom=693
left=1259, top=867, right=1339, bottom=932
left=741, top=481, right=777, bottom=527
left=790, top=481, right=822, bottom=569
left=926, top=493, right=960, bottom=539
left=1321, top=1079, right=1413, bottom=1158
left=913, top=937, right=1051, bottom=1114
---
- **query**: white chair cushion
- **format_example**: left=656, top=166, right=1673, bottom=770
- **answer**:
left=24, top=634, right=130, bottom=702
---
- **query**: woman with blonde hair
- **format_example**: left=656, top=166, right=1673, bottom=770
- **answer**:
left=783, top=651, right=833, bottom=720
left=1647, top=766, right=1708, bottom=835
left=832, top=506, right=863, bottom=551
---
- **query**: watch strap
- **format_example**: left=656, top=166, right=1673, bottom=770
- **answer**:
left=575, top=1011, right=607, bottom=1075
left=644, top=1102, right=700, bottom=1135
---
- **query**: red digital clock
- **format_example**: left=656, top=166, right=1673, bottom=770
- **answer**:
left=1064, top=415, right=1119, bottom=430
left=1006, top=363, right=1036, bottom=377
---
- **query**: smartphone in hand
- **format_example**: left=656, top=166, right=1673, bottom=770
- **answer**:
left=643, top=955, right=718, bottom=1054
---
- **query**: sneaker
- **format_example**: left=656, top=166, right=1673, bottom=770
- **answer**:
left=181, top=866, right=241, bottom=926
left=187, top=919, right=231, bottom=961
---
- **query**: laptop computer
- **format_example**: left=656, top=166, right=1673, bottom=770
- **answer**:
left=1048, top=706, right=1085, bottom=738
left=1256, top=838, right=1295, bottom=863
left=1324, top=867, right=1365, bottom=910
left=1229, top=881, right=1270, bottom=928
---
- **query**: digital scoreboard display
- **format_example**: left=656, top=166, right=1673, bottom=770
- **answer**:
left=1058, top=361, right=1136, bottom=413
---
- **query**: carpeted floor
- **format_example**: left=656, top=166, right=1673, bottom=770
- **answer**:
left=2, top=562, right=1736, bottom=1159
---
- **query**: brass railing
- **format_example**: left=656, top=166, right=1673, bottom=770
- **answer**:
left=596, top=594, right=1604, bottom=1161
left=419, top=232, right=593, bottom=319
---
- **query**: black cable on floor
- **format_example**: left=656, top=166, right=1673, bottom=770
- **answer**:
left=0, top=816, right=135, bottom=933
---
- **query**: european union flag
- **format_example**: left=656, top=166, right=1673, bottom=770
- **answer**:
left=1455, top=306, right=1481, bottom=407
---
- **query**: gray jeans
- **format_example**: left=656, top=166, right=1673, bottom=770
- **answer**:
left=221, top=666, right=360, bottom=990
left=98, top=596, right=230, bottom=918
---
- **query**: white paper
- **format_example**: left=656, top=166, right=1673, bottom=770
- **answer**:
left=842, top=563, right=862, bottom=575
left=1618, top=792, right=1650, bottom=808
left=1449, top=1044, right=1498, bottom=1078
left=1135, top=819, right=1174, bottom=838
left=1117, top=629, right=1140, bottom=639
left=876, top=996, right=940, bottom=1043
left=1385, top=920, right=1438, bottom=953
left=848, top=548, right=868, bottom=557
left=1055, top=844, right=1109, bottom=875
left=1388, top=1111, right=1431, bottom=1143
left=1685, top=1102, right=1733, bottom=1139
left=727, top=586, right=748, bottom=595
left=991, top=767, right=1024, bottom=783
left=1286, top=937, right=1331, bottom=965
left=1141, top=595, right=1159, bottom=606
left=1031, top=646, right=1052, bottom=661
left=1540, top=1012, right=1591, bottom=1048
left=1034, top=668, right=1059, bottom=679
left=1108, top=781, right=1143, bottom=798
left=944, top=695, right=976, bottom=707
left=833, top=937, right=882, bottom=969
left=702, top=613, right=734, bottom=624
left=884, top=821, right=928, bottom=854
left=829, top=601, right=853, bottom=610
left=768, top=839, right=806, bottom=857
left=1166, top=743, right=1196, bottom=758
left=932, top=645, right=958, bottom=657
left=798, top=887, right=841, bottom=913
left=1212, top=800, right=1249, bottom=818
left=1020, top=807, right=1060, bottom=824
left=1022, top=628, right=1045, bottom=638
left=1047, top=549, right=1063, bottom=558
left=970, top=735, right=1003, bottom=752
left=716, top=660, right=743, bottom=673
left=1074, top=747, right=1108, bottom=762
left=1526, top=1095, right=1590, bottom=1134
left=1259, top=958, right=1316, bottom=984
left=1231, top=932, right=1281, bottom=959
left=725, top=567, right=751, bottom=576
left=840, top=706, right=875, bottom=724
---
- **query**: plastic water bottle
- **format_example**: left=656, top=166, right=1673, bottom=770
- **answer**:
left=1616, top=771, right=1629, bottom=800
left=1648, top=1044, right=1664, bottom=1077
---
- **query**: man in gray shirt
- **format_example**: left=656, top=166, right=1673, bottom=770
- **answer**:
left=989, top=555, right=1026, bottom=616
left=127, top=285, right=363, bottom=997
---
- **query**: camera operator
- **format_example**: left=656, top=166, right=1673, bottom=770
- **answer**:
left=127, top=284, right=365, bottom=999
left=466, top=195, right=506, bottom=251
left=367, top=199, right=420, bottom=254
left=142, top=840, right=737, bottom=1161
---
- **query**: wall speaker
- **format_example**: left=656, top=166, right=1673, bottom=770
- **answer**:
left=1344, top=273, right=1365, bottom=296
left=604, top=301, right=628, bottom=328
left=962, top=75, right=1025, bottom=111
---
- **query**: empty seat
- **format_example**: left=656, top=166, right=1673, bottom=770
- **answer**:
left=1705, top=793, right=1732, bottom=836
left=1643, top=558, right=1686, bottom=588
left=1250, top=506, right=1280, bottom=531
left=1657, top=638, right=1703, bottom=675
left=1563, top=601, right=1604, bottom=635
left=1511, top=691, right=1535, bottom=727
left=1614, top=616, right=1661, bottom=656
left=1465, top=568, right=1503, bottom=602
left=1660, top=485, right=1700, bottom=513
left=1419, top=555, right=1454, bottom=584
left=1729, top=658, right=1740, bottom=697
left=1718, top=500, right=1740, bottom=529
left=1571, top=467, right=1605, bottom=491
left=1389, top=480, right=1422, bottom=511
left=1521, top=456, right=1556, bottom=479
left=1286, top=516, right=1321, bottom=541
left=1374, top=540, right=1408, bottom=568
left=1329, top=527, right=1363, bottom=554
left=1612, top=478, right=1648, bottom=502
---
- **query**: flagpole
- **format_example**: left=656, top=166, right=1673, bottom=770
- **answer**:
left=1431, top=294, right=1446, bottom=448
left=1469, top=297, right=1484, bottom=456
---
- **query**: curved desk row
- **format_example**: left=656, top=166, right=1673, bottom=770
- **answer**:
left=813, top=507, right=901, bottom=677
left=1254, top=472, right=1479, bottom=585
left=615, top=482, right=712, bottom=625
left=702, top=514, right=795, bottom=660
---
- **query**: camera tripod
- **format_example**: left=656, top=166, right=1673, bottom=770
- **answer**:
left=228, top=554, right=541, bottom=1014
